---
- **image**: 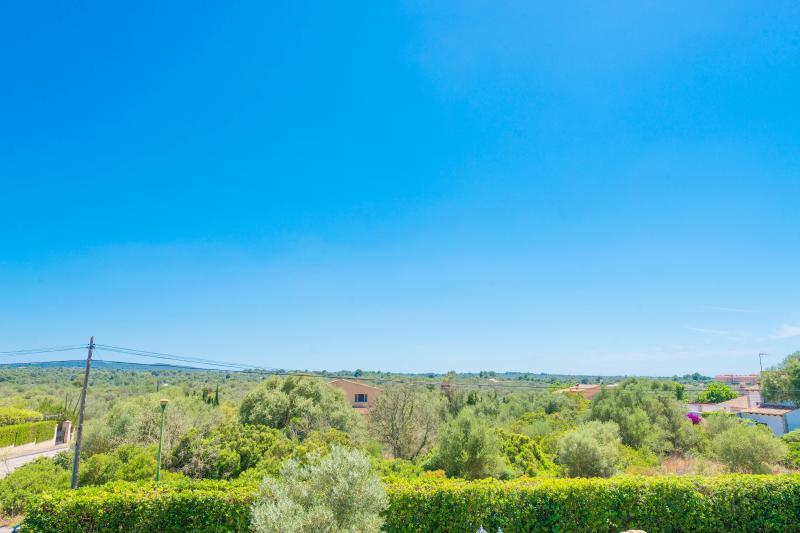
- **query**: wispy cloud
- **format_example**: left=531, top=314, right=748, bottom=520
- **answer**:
left=703, top=305, right=760, bottom=314
left=774, top=324, right=800, bottom=338
left=686, top=326, right=730, bottom=336
left=685, top=326, right=742, bottom=341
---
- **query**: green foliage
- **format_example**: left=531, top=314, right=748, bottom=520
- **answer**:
left=251, top=446, right=388, bottom=533
left=674, top=382, right=686, bottom=401
left=426, top=409, right=509, bottom=479
left=0, top=407, right=43, bottom=426
left=24, top=475, right=800, bottom=532
left=590, top=378, right=698, bottom=455
left=79, top=444, right=159, bottom=486
left=697, top=382, right=737, bottom=404
left=0, top=458, right=70, bottom=516
left=171, top=424, right=293, bottom=479
left=24, top=479, right=254, bottom=532
left=495, top=428, right=559, bottom=477
left=239, top=376, right=361, bottom=439
left=0, top=420, right=56, bottom=447
left=369, top=385, right=440, bottom=460
left=783, top=430, right=800, bottom=469
left=557, top=421, right=622, bottom=478
left=711, top=424, right=787, bottom=474
left=761, top=351, right=800, bottom=404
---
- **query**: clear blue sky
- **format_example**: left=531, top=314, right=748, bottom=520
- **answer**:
left=2, top=2, right=799, bottom=376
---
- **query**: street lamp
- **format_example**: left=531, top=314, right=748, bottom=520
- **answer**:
left=156, top=399, right=169, bottom=481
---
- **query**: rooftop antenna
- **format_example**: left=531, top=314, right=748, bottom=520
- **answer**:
left=758, top=352, right=767, bottom=373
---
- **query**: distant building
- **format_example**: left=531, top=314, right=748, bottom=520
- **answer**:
left=557, top=383, right=618, bottom=401
left=688, top=395, right=751, bottom=414
left=738, top=406, right=800, bottom=437
left=714, top=374, right=759, bottom=392
left=328, top=379, right=382, bottom=416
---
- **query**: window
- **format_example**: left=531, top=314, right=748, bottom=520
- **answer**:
left=355, top=393, right=368, bottom=403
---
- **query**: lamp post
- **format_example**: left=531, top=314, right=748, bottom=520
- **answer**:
left=156, top=399, right=169, bottom=481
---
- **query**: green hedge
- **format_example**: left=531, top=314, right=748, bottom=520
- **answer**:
left=0, top=421, right=56, bottom=448
left=24, top=475, right=800, bottom=532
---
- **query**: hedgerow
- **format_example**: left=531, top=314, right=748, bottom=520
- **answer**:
left=23, top=475, right=800, bottom=532
left=0, top=420, right=56, bottom=448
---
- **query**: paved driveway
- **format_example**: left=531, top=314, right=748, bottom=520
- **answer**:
left=0, top=446, right=68, bottom=479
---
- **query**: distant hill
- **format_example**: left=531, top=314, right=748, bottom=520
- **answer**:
left=0, top=360, right=216, bottom=372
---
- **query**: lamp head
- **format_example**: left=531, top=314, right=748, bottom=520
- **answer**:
left=159, top=399, right=170, bottom=407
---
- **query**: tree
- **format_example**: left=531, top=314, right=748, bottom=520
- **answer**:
left=557, top=421, right=622, bottom=478
left=762, top=352, right=800, bottom=404
left=368, top=386, right=440, bottom=460
left=711, top=424, right=787, bottom=474
left=250, top=446, right=388, bottom=533
left=590, top=378, right=698, bottom=455
left=171, top=424, right=293, bottom=479
left=674, top=382, right=686, bottom=401
left=239, top=376, right=361, bottom=439
left=427, top=409, right=508, bottom=479
left=696, top=382, right=737, bottom=404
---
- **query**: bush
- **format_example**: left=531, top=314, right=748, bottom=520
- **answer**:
left=250, top=446, right=388, bottom=532
left=0, top=420, right=56, bottom=448
left=495, top=429, right=559, bottom=477
left=24, top=479, right=253, bottom=532
left=24, top=475, right=800, bottom=532
left=557, top=421, right=622, bottom=478
left=711, top=424, right=787, bottom=474
left=171, top=424, right=293, bottom=479
left=697, top=382, right=738, bottom=404
left=0, top=458, right=70, bottom=516
left=426, top=409, right=509, bottom=479
left=0, top=407, right=43, bottom=426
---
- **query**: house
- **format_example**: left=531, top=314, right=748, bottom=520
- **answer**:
left=328, top=379, right=382, bottom=415
left=557, top=383, right=618, bottom=401
left=688, top=394, right=751, bottom=414
left=714, top=374, right=759, bottom=393
left=737, top=405, right=800, bottom=437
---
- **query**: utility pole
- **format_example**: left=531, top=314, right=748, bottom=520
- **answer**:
left=156, top=399, right=169, bottom=481
left=759, top=352, right=767, bottom=374
left=71, top=336, right=94, bottom=489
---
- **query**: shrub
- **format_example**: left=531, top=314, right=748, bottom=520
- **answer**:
left=171, top=424, right=293, bottom=479
left=697, top=382, right=738, bottom=404
left=0, top=421, right=56, bottom=448
left=24, top=479, right=253, bottom=532
left=426, top=409, right=509, bottom=479
left=23, top=475, right=800, bottom=532
left=250, top=445, right=388, bottom=533
left=495, top=428, right=559, bottom=477
left=557, top=421, right=621, bottom=478
left=711, top=424, right=787, bottom=474
left=0, top=457, right=70, bottom=516
left=0, top=407, right=43, bottom=426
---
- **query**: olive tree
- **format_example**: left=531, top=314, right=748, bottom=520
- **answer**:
left=369, top=386, right=440, bottom=460
left=557, top=420, right=622, bottom=478
left=250, top=446, right=387, bottom=533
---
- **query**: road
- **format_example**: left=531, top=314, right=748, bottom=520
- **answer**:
left=0, top=446, right=68, bottom=479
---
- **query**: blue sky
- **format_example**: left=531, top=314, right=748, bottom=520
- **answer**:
left=2, top=2, right=800, bottom=375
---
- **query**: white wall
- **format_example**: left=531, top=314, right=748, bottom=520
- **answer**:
left=738, top=413, right=786, bottom=436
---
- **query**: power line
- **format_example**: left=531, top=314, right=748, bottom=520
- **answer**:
left=0, top=345, right=88, bottom=357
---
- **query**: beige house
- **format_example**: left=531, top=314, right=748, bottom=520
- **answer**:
left=328, top=379, right=382, bottom=415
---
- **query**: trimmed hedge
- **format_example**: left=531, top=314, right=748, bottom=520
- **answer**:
left=0, top=421, right=56, bottom=448
left=24, top=475, right=800, bottom=532
left=25, top=480, right=254, bottom=532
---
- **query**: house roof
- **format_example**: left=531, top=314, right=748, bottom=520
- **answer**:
left=327, top=378, right=383, bottom=392
left=740, top=406, right=794, bottom=416
left=717, top=395, right=750, bottom=409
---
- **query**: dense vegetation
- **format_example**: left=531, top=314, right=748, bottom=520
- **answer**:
left=24, top=475, right=800, bottom=532
left=0, top=360, right=796, bottom=529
